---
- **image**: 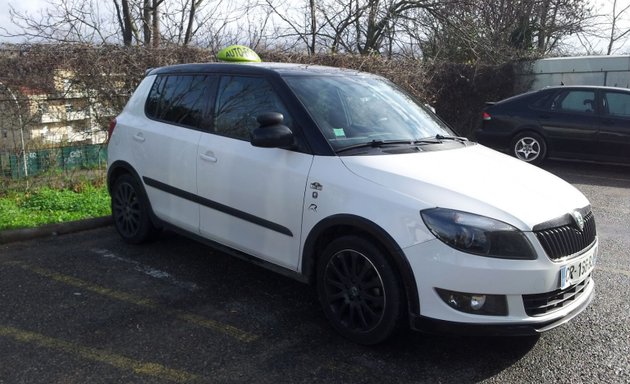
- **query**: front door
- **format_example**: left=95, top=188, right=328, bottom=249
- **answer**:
left=197, top=75, right=313, bottom=270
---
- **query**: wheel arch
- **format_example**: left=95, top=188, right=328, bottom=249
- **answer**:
left=107, top=160, right=141, bottom=193
left=511, top=126, right=547, bottom=142
left=302, top=214, right=420, bottom=316
left=107, top=161, right=161, bottom=228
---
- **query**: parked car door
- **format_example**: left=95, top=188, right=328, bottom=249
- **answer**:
left=597, top=89, right=630, bottom=164
left=197, top=75, right=314, bottom=270
left=139, top=74, right=215, bottom=233
left=539, top=88, right=599, bottom=158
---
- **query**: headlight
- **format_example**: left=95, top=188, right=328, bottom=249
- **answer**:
left=421, top=208, right=536, bottom=260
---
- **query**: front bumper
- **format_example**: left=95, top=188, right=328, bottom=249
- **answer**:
left=404, top=237, right=597, bottom=334
left=410, top=279, right=593, bottom=336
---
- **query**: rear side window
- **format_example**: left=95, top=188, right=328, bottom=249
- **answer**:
left=146, top=74, right=215, bottom=129
left=530, top=90, right=554, bottom=109
left=603, top=91, right=630, bottom=117
left=550, top=90, right=596, bottom=113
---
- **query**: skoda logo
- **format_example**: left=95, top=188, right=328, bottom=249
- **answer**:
left=572, top=210, right=585, bottom=231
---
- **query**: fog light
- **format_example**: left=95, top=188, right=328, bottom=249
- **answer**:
left=470, top=295, right=486, bottom=310
left=436, top=288, right=507, bottom=316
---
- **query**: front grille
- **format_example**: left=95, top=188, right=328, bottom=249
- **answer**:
left=523, top=275, right=591, bottom=316
left=535, top=212, right=596, bottom=260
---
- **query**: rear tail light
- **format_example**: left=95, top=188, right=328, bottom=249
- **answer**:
left=107, top=118, right=117, bottom=142
left=482, top=112, right=492, bottom=121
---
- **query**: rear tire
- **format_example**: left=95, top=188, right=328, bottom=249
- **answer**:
left=111, top=174, right=158, bottom=244
left=316, top=235, right=403, bottom=345
left=511, top=132, right=547, bottom=165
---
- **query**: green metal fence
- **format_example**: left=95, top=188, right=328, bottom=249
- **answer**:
left=0, top=144, right=107, bottom=179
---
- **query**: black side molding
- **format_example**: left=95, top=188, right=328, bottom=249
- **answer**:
left=142, top=176, right=293, bottom=237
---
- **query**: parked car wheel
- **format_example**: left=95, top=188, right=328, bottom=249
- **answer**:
left=317, top=235, right=403, bottom=345
left=511, top=132, right=547, bottom=165
left=111, top=174, right=158, bottom=244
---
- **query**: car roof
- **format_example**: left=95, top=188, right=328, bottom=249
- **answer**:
left=488, top=84, right=630, bottom=107
left=146, top=62, right=372, bottom=78
left=538, top=85, right=630, bottom=92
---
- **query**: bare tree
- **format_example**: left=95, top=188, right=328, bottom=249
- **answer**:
left=2, top=0, right=118, bottom=44
left=606, top=0, right=630, bottom=55
left=263, top=0, right=324, bottom=54
left=113, top=0, right=135, bottom=46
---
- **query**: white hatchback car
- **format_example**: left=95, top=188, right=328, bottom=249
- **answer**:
left=107, top=62, right=597, bottom=344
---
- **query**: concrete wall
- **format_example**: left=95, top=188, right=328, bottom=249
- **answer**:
left=520, top=56, right=630, bottom=90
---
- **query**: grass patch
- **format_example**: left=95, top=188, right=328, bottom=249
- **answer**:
left=0, top=184, right=111, bottom=231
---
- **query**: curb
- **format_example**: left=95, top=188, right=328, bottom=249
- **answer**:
left=0, top=216, right=113, bottom=245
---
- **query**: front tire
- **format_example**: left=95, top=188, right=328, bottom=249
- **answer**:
left=111, top=174, right=158, bottom=244
left=511, top=132, right=547, bottom=165
left=317, top=235, right=403, bottom=345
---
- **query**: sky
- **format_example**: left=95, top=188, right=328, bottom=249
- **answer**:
left=0, top=0, right=628, bottom=55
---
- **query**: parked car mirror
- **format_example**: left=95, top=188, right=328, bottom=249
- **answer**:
left=251, top=112, right=294, bottom=148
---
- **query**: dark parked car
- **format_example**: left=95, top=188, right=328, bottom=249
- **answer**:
left=475, top=85, right=630, bottom=165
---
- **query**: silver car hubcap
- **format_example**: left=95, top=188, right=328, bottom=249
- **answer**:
left=515, top=137, right=540, bottom=161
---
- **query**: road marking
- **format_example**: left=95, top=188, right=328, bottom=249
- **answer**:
left=0, top=325, right=199, bottom=383
left=91, top=248, right=199, bottom=292
left=596, top=265, right=630, bottom=277
left=4, top=261, right=258, bottom=343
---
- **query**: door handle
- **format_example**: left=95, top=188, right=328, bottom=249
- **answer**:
left=200, top=152, right=218, bottom=163
left=132, top=133, right=145, bottom=142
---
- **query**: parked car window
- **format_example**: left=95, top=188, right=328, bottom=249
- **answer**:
left=146, top=75, right=214, bottom=129
left=604, top=91, right=630, bottom=117
left=550, top=90, right=596, bottom=113
left=530, top=90, right=555, bottom=109
left=214, top=76, right=293, bottom=141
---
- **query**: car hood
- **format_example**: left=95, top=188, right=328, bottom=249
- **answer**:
left=340, top=144, right=589, bottom=231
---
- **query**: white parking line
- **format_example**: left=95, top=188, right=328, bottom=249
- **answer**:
left=91, top=249, right=200, bottom=292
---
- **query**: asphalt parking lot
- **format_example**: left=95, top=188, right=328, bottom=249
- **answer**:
left=0, top=160, right=629, bottom=384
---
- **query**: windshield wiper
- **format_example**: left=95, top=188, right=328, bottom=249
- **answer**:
left=435, top=134, right=469, bottom=143
left=336, top=139, right=440, bottom=154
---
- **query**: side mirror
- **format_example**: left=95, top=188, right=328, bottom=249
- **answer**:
left=251, top=112, right=294, bottom=148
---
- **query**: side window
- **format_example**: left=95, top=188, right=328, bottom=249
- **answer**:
left=146, top=74, right=214, bottom=129
left=604, top=92, right=630, bottom=117
left=530, top=91, right=554, bottom=109
left=550, top=90, right=596, bottom=113
left=214, top=76, right=293, bottom=141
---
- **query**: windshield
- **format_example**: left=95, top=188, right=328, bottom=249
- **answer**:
left=284, top=74, right=455, bottom=152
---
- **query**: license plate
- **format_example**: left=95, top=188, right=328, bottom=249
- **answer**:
left=559, top=250, right=595, bottom=290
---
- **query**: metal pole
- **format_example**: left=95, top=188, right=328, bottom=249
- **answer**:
left=0, top=81, right=28, bottom=178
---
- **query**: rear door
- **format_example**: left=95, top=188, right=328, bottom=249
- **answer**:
left=136, top=74, right=215, bottom=233
left=197, top=75, right=314, bottom=270
left=597, top=89, right=630, bottom=163
left=539, top=89, right=599, bottom=158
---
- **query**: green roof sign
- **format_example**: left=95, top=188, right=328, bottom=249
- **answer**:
left=217, top=45, right=261, bottom=63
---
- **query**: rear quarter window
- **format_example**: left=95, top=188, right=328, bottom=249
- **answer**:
left=529, top=90, right=555, bottom=109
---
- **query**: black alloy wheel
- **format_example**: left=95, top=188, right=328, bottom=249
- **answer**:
left=111, top=174, right=157, bottom=244
left=317, top=235, right=403, bottom=345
